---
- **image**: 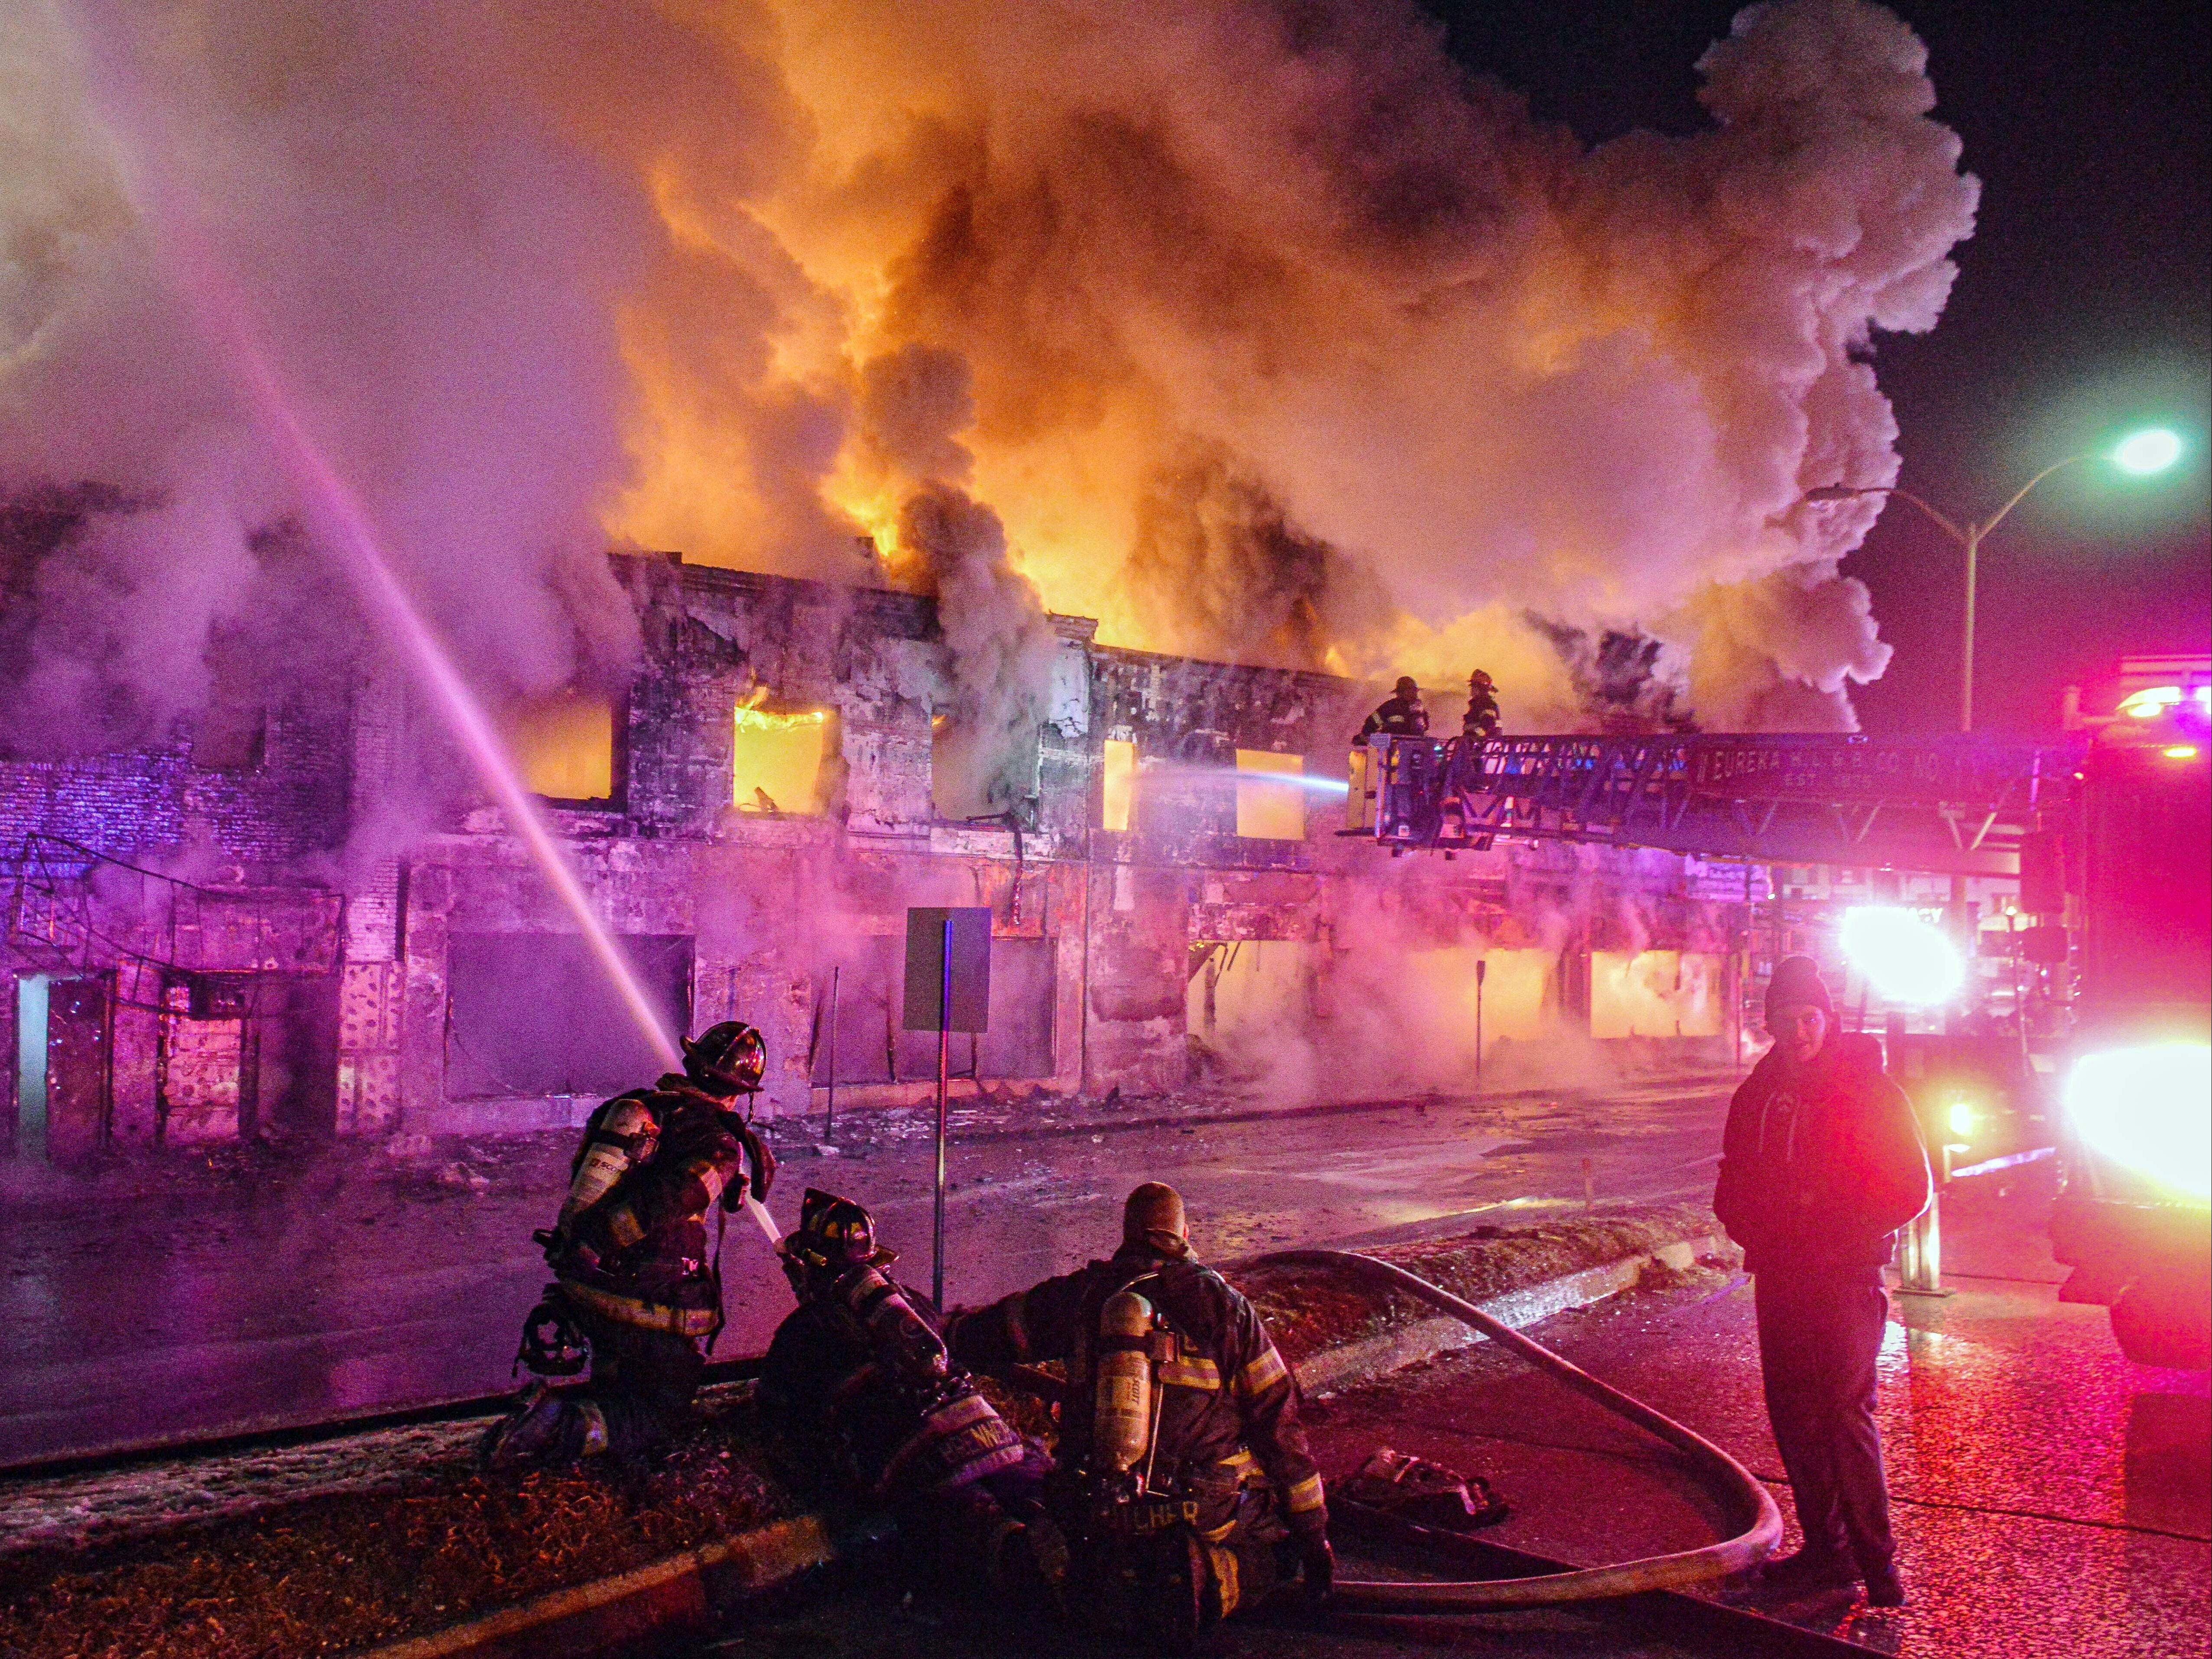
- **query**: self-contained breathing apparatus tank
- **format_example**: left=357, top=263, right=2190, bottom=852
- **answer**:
left=1080, top=1283, right=1200, bottom=1539
left=557, top=1097, right=658, bottom=1229
left=1074, top=1283, right=1221, bottom=1652
left=1093, top=1288, right=1157, bottom=1479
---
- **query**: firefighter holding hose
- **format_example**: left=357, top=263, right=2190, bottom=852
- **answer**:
left=479, top=1021, right=778, bottom=1466
left=760, top=1190, right=1059, bottom=1602
left=947, top=1182, right=1332, bottom=1648
left=1354, top=676, right=1429, bottom=745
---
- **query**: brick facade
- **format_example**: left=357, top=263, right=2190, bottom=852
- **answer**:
left=2, top=558, right=1737, bottom=1156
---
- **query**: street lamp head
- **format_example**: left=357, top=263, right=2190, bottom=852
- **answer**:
left=2112, top=428, right=2184, bottom=476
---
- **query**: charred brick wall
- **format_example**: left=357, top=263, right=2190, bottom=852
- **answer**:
left=4, top=555, right=1740, bottom=1157
left=0, top=700, right=351, bottom=875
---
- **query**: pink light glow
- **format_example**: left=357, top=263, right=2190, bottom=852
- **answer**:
left=61, top=6, right=788, bottom=1236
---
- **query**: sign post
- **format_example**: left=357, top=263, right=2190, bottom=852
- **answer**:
left=824, top=964, right=840, bottom=1142
left=1474, top=957, right=1488, bottom=1090
left=903, top=907, right=992, bottom=1309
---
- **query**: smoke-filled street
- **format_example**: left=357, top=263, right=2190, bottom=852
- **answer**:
left=2, top=0, right=2206, bottom=1652
left=0, top=1072, right=1731, bottom=1465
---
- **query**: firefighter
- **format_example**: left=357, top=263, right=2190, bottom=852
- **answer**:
left=1354, top=676, right=1428, bottom=745
left=1713, top=957, right=1930, bottom=1607
left=760, top=1189, right=1058, bottom=1603
left=479, top=1021, right=778, bottom=1466
left=947, top=1183, right=1332, bottom=1649
left=1462, top=670, right=1502, bottom=741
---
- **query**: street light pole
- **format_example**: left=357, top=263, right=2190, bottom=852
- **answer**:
left=1806, top=456, right=2092, bottom=732
left=1809, top=429, right=2183, bottom=730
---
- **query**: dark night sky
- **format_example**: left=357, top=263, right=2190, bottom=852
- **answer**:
left=1422, top=0, right=2212, bottom=735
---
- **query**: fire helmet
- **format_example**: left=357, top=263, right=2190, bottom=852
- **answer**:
left=1393, top=676, right=1419, bottom=697
left=1469, top=669, right=1494, bottom=689
left=681, top=1021, right=767, bottom=1096
left=782, top=1187, right=897, bottom=1277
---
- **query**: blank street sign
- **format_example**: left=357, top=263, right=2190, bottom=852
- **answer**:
left=902, top=907, right=992, bottom=1033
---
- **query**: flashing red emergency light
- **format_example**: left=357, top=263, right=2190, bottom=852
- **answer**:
left=2064, top=1044, right=2212, bottom=1202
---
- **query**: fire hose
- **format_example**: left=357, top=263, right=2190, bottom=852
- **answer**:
left=1254, top=1248, right=1781, bottom=1611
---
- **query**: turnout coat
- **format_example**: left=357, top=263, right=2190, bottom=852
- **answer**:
left=949, top=1245, right=1327, bottom=1540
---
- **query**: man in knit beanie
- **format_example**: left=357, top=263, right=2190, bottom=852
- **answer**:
left=1714, top=956, right=1931, bottom=1608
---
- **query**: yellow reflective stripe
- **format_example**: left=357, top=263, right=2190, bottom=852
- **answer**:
left=556, top=1278, right=722, bottom=1336
left=606, top=1206, right=645, bottom=1249
left=1235, top=1346, right=1289, bottom=1400
left=1285, top=1472, right=1327, bottom=1515
left=1207, top=1540, right=1241, bottom=1616
left=685, top=1157, right=728, bottom=1204
left=1158, top=1355, right=1223, bottom=1390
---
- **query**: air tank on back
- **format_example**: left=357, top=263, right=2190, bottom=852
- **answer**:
left=1093, top=1288, right=1157, bottom=1477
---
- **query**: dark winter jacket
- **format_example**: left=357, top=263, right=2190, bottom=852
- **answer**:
left=1462, top=689, right=1501, bottom=739
left=761, top=1273, right=1026, bottom=1505
left=947, top=1246, right=1327, bottom=1539
left=547, top=1077, right=766, bottom=1337
left=1713, top=1034, right=1932, bottom=1275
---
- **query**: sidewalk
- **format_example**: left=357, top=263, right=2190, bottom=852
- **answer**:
left=1300, top=1169, right=2210, bottom=1659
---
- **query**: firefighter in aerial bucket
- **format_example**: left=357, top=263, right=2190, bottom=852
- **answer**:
left=479, top=1021, right=778, bottom=1466
left=760, top=1189, right=1059, bottom=1603
left=1354, top=676, right=1429, bottom=745
left=1462, top=669, right=1502, bottom=741
left=947, top=1183, right=1333, bottom=1649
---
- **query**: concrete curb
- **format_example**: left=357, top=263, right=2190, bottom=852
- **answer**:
left=353, top=1230, right=1732, bottom=1658
left=354, top=1513, right=880, bottom=1659
left=1294, top=1232, right=1733, bottom=1399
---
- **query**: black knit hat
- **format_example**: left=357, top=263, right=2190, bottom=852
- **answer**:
left=1765, top=955, right=1834, bottom=1023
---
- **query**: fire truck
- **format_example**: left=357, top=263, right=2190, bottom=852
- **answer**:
left=2047, top=670, right=2212, bottom=1368
left=1347, top=665, right=2209, bottom=1362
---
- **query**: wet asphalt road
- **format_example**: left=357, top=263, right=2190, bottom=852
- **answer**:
left=680, top=1169, right=2210, bottom=1659
left=0, top=1076, right=1729, bottom=1464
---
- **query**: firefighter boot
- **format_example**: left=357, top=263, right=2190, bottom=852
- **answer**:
left=478, top=1384, right=604, bottom=1468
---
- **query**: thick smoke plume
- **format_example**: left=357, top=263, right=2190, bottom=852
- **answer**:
left=1, top=0, right=1976, bottom=794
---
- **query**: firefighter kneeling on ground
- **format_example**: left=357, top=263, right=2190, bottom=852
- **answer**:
left=480, top=1021, right=778, bottom=1466
left=760, top=1190, right=1060, bottom=1604
left=947, top=1182, right=1333, bottom=1650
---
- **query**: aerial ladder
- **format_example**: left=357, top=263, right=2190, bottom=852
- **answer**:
left=1348, top=727, right=2088, bottom=1299
left=1348, top=730, right=2078, bottom=878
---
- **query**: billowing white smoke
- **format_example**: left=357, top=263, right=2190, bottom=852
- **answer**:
left=0, top=1, right=644, bottom=755
left=0, top=0, right=1976, bottom=784
left=898, top=485, right=1059, bottom=817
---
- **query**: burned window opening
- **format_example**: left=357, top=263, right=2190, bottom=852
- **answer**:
left=506, top=687, right=626, bottom=808
left=733, top=692, right=838, bottom=815
left=445, top=933, right=692, bottom=1099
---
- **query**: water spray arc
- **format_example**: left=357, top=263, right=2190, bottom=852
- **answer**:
left=62, top=3, right=782, bottom=1238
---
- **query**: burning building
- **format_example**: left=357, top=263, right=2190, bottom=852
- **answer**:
left=1, top=553, right=1739, bottom=1159
left=0, top=0, right=1982, bottom=1156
